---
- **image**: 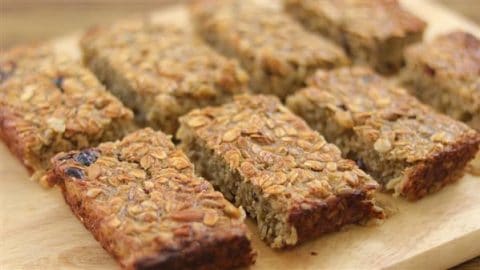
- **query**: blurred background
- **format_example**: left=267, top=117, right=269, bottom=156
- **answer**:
left=0, top=0, right=479, bottom=49
left=0, top=0, right=479, bottom=269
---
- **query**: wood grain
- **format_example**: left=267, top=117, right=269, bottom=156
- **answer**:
left=1, top=1, right=480, bottom=269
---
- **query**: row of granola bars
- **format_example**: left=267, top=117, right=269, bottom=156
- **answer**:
left=1, top=0, right=479, bottom=269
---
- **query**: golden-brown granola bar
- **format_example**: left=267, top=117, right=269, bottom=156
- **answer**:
left=0, top=44, right=135, bottom=186
left=287, top=67, right=480, bottom=200
left=403, top=31, right=480, bottom=131
left=189, top=0, right=349, bottom=100
left=48, top=128, right=255, bottom=270
left=177, top=95, right=384, bottom=248
left=284, top=0, right=426, bottom=74
left=81, top=20, right=249, bottom=134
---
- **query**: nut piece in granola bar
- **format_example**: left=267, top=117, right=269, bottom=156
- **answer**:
left=48, top=128, right=255, bottom=270
left=403, top=31, right=480, bottom=131
left=284, top=0, right=426, bottom=74
left=189, top=0, right=349, bottom=100
left=287, top=67, right=480, bottom=200
left=0, top=44, right=135, bottom=186
left=177, top=95, right=384, bottom=248
left=80, top=19, right=249, bottom=134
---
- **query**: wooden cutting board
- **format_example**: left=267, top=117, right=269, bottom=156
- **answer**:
left=1, top=0, right=479, bottom=269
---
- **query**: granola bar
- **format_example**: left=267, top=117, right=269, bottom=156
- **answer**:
left=189, top=0, right=349, bottom=100
left=177, top=95, right=384, bottom=248
left=48, top=128, right=255, bottom=270
left=284, top=0, right=426, bottom=74
left=0, top=44, right=135, bottom=186
left=403, top=31, right=480, bottom=131
left=81, top=20, right=249, bottom=134
left=286, top=67, right=480, bottom=200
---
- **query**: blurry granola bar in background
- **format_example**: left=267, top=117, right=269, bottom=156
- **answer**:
left=286, top=67, right=480, bottom=200
left=284, top=0, right=426, bottom=74
left=48, top=128, right=255, bottom=269
left=403, top=31, right=480, bottom=131
left=0, top=44, right=135, bottom=186
left=81, top=19, right=249, bottom=134
left=178, top=95, right=384, bottom=248
left=189, top=0, right=349, bottom=100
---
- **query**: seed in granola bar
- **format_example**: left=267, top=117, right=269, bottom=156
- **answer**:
left=74, top=149, right=99, bottom=166
left=223, top=203, right=241, bottom=218
left=304, top=160, right=325, bottom=171
left=187, top=116, right=209, bottom=127
left=373, top=138, right=392, bottom=153
left=20, top=85, right=35, bottom=101
left=326, top=162, right=337, bottom=171
left=222, top=129, right=240, bottom=142
left=86, top=188, right=103, bottom=198
left=46, top=117, right=66, bottom=133
left=203, top=210, right=219, bottom=226
left=53, top=76, right=64, bottom=92
left=430, top=131, right=448, bottom=142
left=65, top=167, right=85, bottom=179
left=170, top=209, right=204, bottom=222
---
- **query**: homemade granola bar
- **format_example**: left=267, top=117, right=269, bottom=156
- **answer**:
left=284, top=0, right=426, bottom=73
left=189, top=0, right=349, bottom=99
left=81, top=20, right=249, bottom=134
left=48, top=128, right=255, bottom=270
left=286, top=67, right=480, bottom=200
left=403, top=31, right=480, bottom=131
left=177, top=95, right=384, bottom=248
left=0, top=45, right=135, bottom=186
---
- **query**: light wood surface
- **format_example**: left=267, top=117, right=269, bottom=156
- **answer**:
left=1, top=0, right=478, bottom=49
left=1, top=1, right=480, bottom=269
